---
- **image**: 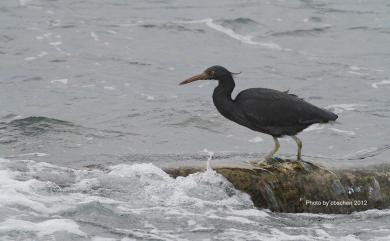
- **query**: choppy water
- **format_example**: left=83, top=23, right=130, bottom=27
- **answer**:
left=1, top=158, right=390, bottom=241
left=1, top=0, right=390, bottom=240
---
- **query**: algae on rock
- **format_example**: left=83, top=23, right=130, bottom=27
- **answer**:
left=164, top=160, right=390, bottom=214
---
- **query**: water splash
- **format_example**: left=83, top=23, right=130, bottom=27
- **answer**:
left=203, top=148, right=214, bottom=171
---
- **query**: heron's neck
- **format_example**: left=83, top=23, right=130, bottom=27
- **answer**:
left=212, top=76, right=236, bottom=121
left=213, top=75, right=235, bottom=101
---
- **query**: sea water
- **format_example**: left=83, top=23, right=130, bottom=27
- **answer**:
left=1, top=0, right=390, bottom=240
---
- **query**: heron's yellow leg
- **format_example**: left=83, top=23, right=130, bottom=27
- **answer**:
left=291, top=135, right=302, bottom=161
left=257, top=137, right=280, bottom=165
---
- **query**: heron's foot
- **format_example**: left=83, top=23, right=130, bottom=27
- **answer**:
left=294, top=155, right=302, bottom=162
left=243, top=154, right=272, bottom=165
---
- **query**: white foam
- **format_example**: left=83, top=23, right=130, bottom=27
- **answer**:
left=352, top=208, right=390, bottom=218
left=0, top=169, right=69, bottom=214
left=135, top=165, right=254, bottom=209
left=349, top=147, right=378, bottom=157
left=24, top=51, right=48, bottom=61
left=24, top=57, right=37, bottom=61
left=294, top=212, right=337, bottom=219
left=219, top=228, right=267, bottom=241
left=115, top=228, right=178, bottom=241
left=49, top=41, right=62, bottom=46
left=349, top=65, right=362, bottom=71
left=0, top=218, right=85, bottom=237
left=50, top=43, right=71, bottom=56
left=50, top=78, right=68, bottom=84
left=15, top=152, right=48, bottom=157
left=0, top=159, right=121, bottom=216
left=372, top=80, right=390, bottom=89
left=121, top=238, right=138, bottom=241
left=228, top=208, right=269, bottom=218
left=249, top=136, right=264, bottom=143
left=303, top=123, right=324, bottom=132
left=108, top=163, right=170, bottom=180
left=81, top=84, right=96, bottom=88
left=104, top=86, right=116, bottom=90
left=184, top=18, right=282, bottom=50
left=107, top=30, right=117, bottom=34
left=91, top=237, right=117, bottom=241
left=139, top=93, right=155, bottom=100
left=224, top=215, right=254, bottom=224
left=340, top=235, right=361, bottom=241
left=370, top=236, right=390, bottom=241
left=348, top=71, right=367, bottom=76
left=37, top=51, right=48, bottom=57
left=325, top=103, right=363, bottom=115
left=329, top=127, right=355, bottom=136
left=321, top=223, right=335, bottom=229
left=269, top=228, right=316, bottom=241
left=19, top=0, right=33, bottom=6
left=90, top=32, right=100, bottom=41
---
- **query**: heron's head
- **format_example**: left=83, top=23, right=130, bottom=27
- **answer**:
left=180, top=66, right=239, bottom=85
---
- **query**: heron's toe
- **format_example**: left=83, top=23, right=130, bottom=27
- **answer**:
left=256, top=157, right=273, bottom=166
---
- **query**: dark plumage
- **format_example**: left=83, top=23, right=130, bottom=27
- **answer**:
left=180, top=65, right=338, bottom=162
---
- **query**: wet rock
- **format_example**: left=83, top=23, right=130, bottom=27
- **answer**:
left=164, top=160, right=390, bottom=214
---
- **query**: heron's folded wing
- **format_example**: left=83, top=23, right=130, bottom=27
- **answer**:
left=236, top=89, right=334, bottom=126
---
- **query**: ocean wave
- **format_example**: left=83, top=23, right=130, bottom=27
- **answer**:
left=303, top=123, right=325, bottom=132
left=301, top=3, right=377, bottom=15
left=222, top=17, right=258, bottom=25
left=0, top=219, right=85, bottom=238
left=7, top=116, right=73, bottom=127
left=0, top=115, right=137, bottom=145
left=271, top=26, right=332, bottom=37
left=169, top=116, right=228, bottom=134
left=0, top=34, right=14, bottom=43
left=329, top=127, right=356, bottom=136
left=318, top=8, right=376, bottom=15
left=219, top=17, right=261, bottom=32
left=139, top=22, right=204, bottom=33
left=372, top=80, right=390, bottom=89
left=347, top=26, right=388, bottom=32
left=1, top=116, right=75, bottom=137
left=325, top=103, right=364, bottom=115
left=344, top=144, right=390, bottom=160
left=0, top=158, right=259, bottom=240
left=182, top=18, right=283, bottom=50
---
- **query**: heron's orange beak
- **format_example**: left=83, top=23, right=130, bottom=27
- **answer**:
left=179, top=72, right=209, bottom=85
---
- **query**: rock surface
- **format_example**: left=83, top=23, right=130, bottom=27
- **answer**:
left=164, top=159, right=390, bottom=214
